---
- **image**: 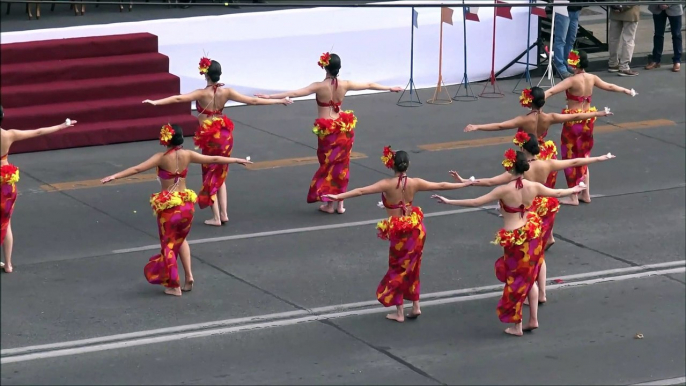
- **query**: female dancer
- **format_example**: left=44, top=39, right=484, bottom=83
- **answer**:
left=143, top=57, right=291, bottom=226
left=451, top=134, right=615, bottom=303
left=544, top=49, right=636, bottom=205
left=1, top=106, right=77, bottom=273
left=464, top=86, right=611, bottom=188
left=432, top=149, right=586, bottom=336
left=101, top=124, right=251, bottom=296
left=323, top=147, right=474, bottom=322
left=256, top=52, right=402, bottom=214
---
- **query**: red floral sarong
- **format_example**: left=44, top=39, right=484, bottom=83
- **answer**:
left=493, top=213, right=544, bottom=323
left=1, top=164, right=19, bottom=245
left=560, top=108, right=596, bottom=188
left=532, top=196, right=560, bottom=249
left=375, top=207, right=426, bottom=306
left=144, top=190, right=197, bottom=289
left=193, top=115, right=234, bottom=209
left=307, top=111, right=357, bottom=203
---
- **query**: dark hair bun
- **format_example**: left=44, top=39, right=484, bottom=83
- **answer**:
left=578, top=50, right=589, bottom=69
left=531, top=87, right=546, bottom=108
left=393, top=150, right=410, bottom=173
left=522, top=135, right=540, bottom=156
left=325, top=53, right=341, bottom=77
left=170, top=124, right=185, bottom=147
left=514, top=151, right=530, bottom=174
left=207, top=60, right=222, bottom=83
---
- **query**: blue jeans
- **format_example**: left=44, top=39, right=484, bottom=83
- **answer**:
left=553, top=11, right=580, bottom=75
left=652, top=11, right=683, bottom=63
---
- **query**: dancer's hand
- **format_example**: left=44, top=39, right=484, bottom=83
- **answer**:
left=623, top=88, right=637, bottom=96
left=390, top=87, right=403, bottom=93
left=597, top=152, right=616, bottom=161
left=431, top=194, right=451, bottom=204
left=62, top=119, right=77, bottom=128
left=254, top=94, right=271, bottom=99
left=449, top=170, right=466, bottom=183
left=236, top=158, right=253, bottom=166
left=142, top=99, right=157, bottom=105
left=464, top=124, right=478, bottom=132
left=281, top=97, right=293, bottom=106
left=322, top=194, right=340, bottom=201
left=101, top=175, right=116, bottom=184
left=572, top=183, right=587, bottom=193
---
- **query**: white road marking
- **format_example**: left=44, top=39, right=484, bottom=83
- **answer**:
left=633, top=377, right=686, bottom=385
left=2, top=263, right=683, bottom=364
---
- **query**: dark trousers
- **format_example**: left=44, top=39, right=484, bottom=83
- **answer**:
left=652, top=11, right=683, bottom=63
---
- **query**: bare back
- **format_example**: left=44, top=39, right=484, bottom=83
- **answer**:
left=380, top=176, right=422, bottom=218
left=564, top=73, right=595, bottom=110
left=314, top=79, right=350, bottom=119
left=0, top=130, right=12, bottom=165
left=499, top=179, right=539, bottom=230
left=517, top=111, right=552, bottom=139
left=195, top=85, right=232, bottom=122
left=522, top=160, right=550, bottom=185
left=156, top=148, right=195, bottom=192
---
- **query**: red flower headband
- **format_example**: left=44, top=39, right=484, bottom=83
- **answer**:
left=159, top=124, right=174, bottom=146
left=519, top=88, right=533, bottom=108
left=198, top=56, right=212, bottom=75
left=381, top=146, right=395, bottom=169
left=513, top=131, right=530, bottom=148
left=318, top=52, right=331, bottom=69
left=567, top=50, right=580, bottom=68
left=501, top=148, right=517, bottom=172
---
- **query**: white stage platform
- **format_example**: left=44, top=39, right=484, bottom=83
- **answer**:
left=0, top=0, right=541, bottom=108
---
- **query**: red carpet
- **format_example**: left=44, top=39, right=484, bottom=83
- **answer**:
left=0, top=33, right=198, bottom=154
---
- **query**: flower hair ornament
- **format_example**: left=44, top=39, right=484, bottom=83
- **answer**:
left=519, top=88, right=533, bottom=108
left=318, top=52, right=331, bottom=69
left=567, top=49, right=580, bottom=68
left=513, top=131, right=531, bottom=148
left=198, top=56, right=212, bottom=75
left=159, top=123, right=174, bottom=146
left=502, top=148, right=517, bottom=172
left=381, top=145, right=395, bottom=169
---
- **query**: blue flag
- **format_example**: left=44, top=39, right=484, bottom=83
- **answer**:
left=412, top=8, right=418, bottom=28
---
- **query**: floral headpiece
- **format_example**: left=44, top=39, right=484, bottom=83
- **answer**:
left=159, top=124, right=174, bottom=146
left=198, top=56, right=212, bottom=75
left=519, top=88, right=533, bottom=108
left=513, top=131, right=530, bottom=148
left=502, top=148, right=517, bottom=172
left=381, top=146, right=395, bottom=169
left=318, top=52, right=331, bottom=69
left=567, top=50, right=580, bottom=68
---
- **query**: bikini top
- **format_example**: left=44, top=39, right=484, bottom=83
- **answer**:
left=196, top=83, right=225, bottom=116
left=0, top=153, right=7, bottom=161
left=156, top=147, right=188, bottom=188
left=381, top=174, right=413, bottom=214
left=499, top=177, right=527, bottom=218
left=565, top=90, right=592, bottom=104
left=316, top=77, right=342, bottom=113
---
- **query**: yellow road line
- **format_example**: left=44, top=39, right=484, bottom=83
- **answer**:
left=40, top=152, right=368, bottom=192
left=418, top=119, right=676, bottom=151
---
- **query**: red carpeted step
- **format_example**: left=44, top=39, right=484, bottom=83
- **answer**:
left=0, top=33, right=159, bottom=65
left=1, top=73, right=181, bottom=108
left=9, top=115, right=199, bottom=154
left=1, top=53, right=170, bottom=87
left=2, top=94, right=192, bottom=131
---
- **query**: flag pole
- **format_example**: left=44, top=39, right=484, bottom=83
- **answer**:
left=538, top=7, right=557, bottom=88
left=453, top=0, right=477, bottom=101
left=428, top=7, right=452, bottom=104
left=513, top=0, right=534, bottom=92
left=480, top=0, right=503, bottom=98
left=398, top=7, right=422, bottom=106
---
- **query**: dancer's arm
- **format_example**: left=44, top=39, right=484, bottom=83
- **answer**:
left=322, top=180, right=390, bottom=201
left=345, top=81, right=402, bottom=92
left=464, top=116, right=525, bottom=132
left=100, top=153, right=163, bottom=183
left=544, top=78, right=575, bottom=99
left=5, top=120, right=76, bottom=142
left=143, top=90, right=204, bottom=106
left=592, top=75, right=635, bottom=95
left=255, top=83, right=320, bottom=99
left=415, top=178, right=474, bottom=191
left=533, top=181, right=586, bottom=198
left=228, top=88, right=292, bottom=105
left=546, top=153, right=615, bottom=172
left=431, top=186, right=503, bottom=207
left=450, top=170, right=511, bottom=187
left=188, top=151, right=253, bottom=165
left=550, top=109, right=612, bottom=124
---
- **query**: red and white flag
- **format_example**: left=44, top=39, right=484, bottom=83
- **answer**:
left=531, top=4, right=547, bottom=17
left=465, top=7, right=480, bottom=22
left=495, top=0, right=512, bottom=19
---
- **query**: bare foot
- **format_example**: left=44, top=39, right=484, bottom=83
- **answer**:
left=164, top=287, right=182, bottom=296
left=386, top=313, right=405, bottom=322
left=335, top=203, right=346, bottom=214
left=523, top=321, right=539, bottom=332
left=539, top=295, right=547, bottom=304
left=204, top=219, right=222, bottom=227
left=319, top=204, right=335, bottom=214
left=182, top=278, right=194, bottom=292
left=3, top=264, right=12, bottom=273
left=406, top=311, right=421, bottom=319
left=579, top=195, right=591, bottom=203
left=545, top=240, right=555, bottom=251
left=559, top=196, right=579, bottom=206
left=504, top=326, right=523, bottom=336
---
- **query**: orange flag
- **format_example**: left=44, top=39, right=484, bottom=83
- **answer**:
left=441, top=7, right=454, bottom=25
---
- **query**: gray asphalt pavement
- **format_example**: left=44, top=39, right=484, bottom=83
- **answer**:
left=1, top=68, right=685, bottom=384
